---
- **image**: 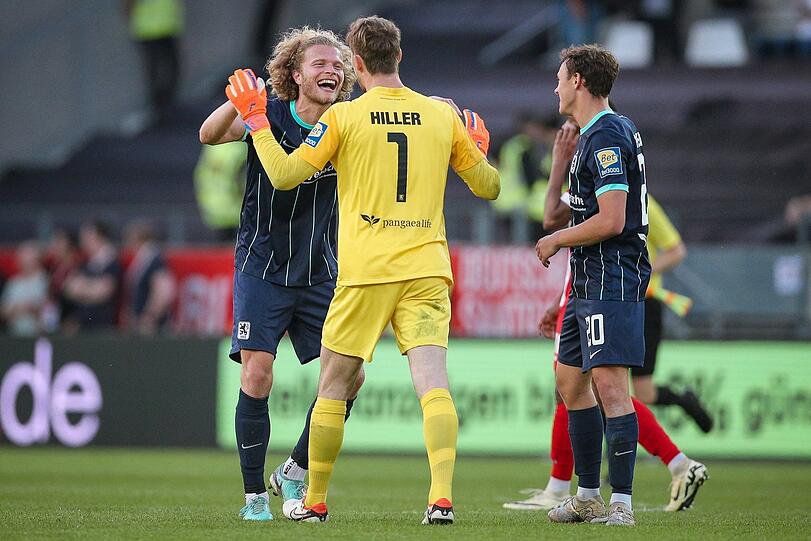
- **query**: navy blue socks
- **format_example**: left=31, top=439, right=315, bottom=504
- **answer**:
left=235, top=390, right=270, bottom=494
left=606, top=412, right=638, bottom=496
left=568, top=405, right=604, bottom=490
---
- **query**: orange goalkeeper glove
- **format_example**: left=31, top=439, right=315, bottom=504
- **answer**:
left=649, top=286, right=693, bottom=317
left=226, top=68, right=269, bottom=133
left=463, top=109, right=490, bottom=157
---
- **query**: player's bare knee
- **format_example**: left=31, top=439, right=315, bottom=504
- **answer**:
left=555, top=380, right=574, bottom=405
left=632, top=377, right=655, bottom=403
left=241, top=367, right=273, bottom=397
left=592, top=374, right=618, bottom=399
left=592, top=372, right=632, bottom=415
left=350, top=367, right=366, bottom=397
left=240, top=351, right=275, bottom=397
left=318, top=350, right=363, bottom=399
left=407, top=346, right=450, bottom=397
left=555, top=371, right=589, bottom=407
left=560, top=388, right=594, bottom=410
left=555, top=380, right=590, bottom=409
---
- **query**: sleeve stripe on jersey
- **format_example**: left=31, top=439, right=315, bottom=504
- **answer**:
left=595, top=183, right=629, bottom=197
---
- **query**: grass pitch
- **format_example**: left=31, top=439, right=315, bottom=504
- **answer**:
left=1, top=448, right=809, bottom=540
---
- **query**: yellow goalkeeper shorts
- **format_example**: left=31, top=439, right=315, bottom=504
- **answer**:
left=321, top=276, right=451, bottom=362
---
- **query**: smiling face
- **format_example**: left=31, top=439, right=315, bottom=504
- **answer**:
left=554, top=61, right=576, bottom=117
left=293, top=44, right=346, bottom=106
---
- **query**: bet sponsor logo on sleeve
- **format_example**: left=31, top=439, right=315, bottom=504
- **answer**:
left=594, top=147, right=623, bottom=178
left=304, top=122, right=328, bottom=148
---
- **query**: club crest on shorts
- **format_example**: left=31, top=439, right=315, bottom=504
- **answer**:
left=238, top=321, right=251, bottom=340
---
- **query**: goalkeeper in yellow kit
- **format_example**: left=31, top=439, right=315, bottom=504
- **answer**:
left=226, top=16, right=499, bottom=524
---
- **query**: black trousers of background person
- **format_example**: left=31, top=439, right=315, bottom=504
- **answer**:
left=253, top=0, right=283, bottom=59
left=139, top=37, right=180, bottom=114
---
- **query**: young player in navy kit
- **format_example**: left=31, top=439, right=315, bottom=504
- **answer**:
left=536, top=44, right=651, bottom=527
left=504, top=117, right=708, bottom=514
left=199, top=27, right=364, bottom=521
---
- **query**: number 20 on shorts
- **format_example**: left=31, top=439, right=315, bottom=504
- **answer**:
left=585, top=314, right=605, bottom=347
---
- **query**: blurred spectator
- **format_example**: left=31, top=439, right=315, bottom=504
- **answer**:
left=123, top=0, right=184, bottom=117
left=495, top=114, right=560, bottom=239
left=194, top=141, right=247, bottom=242
left=797, top=0, right=811, bottom=55
left=761, top=194, right=811, bottom=243
left=123, top=220, right=176, bottom=335
left=637, top=0, right=684, bottom=62
left=0, top=274, right=5, bottom=332
left=558, top=0, right=604, bottom=46
left=253, top=0, right=285, bottom=65
left=0, top=242, right=49, bottom=336
left=754, top=0, right=811, bottom=57
left=43, top=227, right=81, bottom=330
left=62, top=221, right=121, bottom=333
left=784, top=194, right=811, bottom=242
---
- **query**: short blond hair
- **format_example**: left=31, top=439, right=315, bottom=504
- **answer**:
left=346, top=16, right=401, bottom=75
left=266, top=26, right=356, bottom=102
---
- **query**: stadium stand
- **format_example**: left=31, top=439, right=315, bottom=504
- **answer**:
left=2, top=1, right=811, bottom=244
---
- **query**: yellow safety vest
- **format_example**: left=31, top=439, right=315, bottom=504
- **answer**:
left=193, top=142, right=246, bottom=230
left=496, top=134, right=555, bottom=222
left=130, top=0, right=183, bottom=40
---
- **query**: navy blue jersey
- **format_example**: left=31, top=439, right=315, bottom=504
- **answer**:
left=235, top=98, right=338, bottom=286
left=567, top=110, right=651, bottom=301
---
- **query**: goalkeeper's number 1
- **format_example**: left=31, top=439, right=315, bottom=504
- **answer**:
left=387, top=132, right=408, bottom=202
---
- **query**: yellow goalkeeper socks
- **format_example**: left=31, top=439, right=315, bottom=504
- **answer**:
left=304, top=397, right=346, bottom=507
left=420, top=388, right=458, bottom=504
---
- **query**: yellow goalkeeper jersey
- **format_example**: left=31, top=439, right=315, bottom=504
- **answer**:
left=646, top=194, right=682, bottom=294
left=293, top=86, right=488, bottom=286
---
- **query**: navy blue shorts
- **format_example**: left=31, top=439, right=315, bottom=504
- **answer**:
left=229, top=270, right=335, bottom=364
left=557, top=296, right=645, bottom=372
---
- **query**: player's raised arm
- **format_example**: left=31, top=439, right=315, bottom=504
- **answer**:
left=543, top=119, right=579, bottom=231
left=199, top=101, right=246, bottom=145
left=226, top=68, right=319, bottom=190
left=250, top=130, right=319, bottom=190
left=537, top=114, right=634, bottom=266
left=451, top=109, right=500, bottom=200
left=457, top=160, right=500, bottom=200
left=429, top=96, right=463, bottom=117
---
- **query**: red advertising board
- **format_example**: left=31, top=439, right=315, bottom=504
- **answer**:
left=450, top=245, right=568, bottom=337
left=166, top=249, right=234, bottom=335
left=1, top=245, right=567, bottom=338
left=0, top=247, right=234, bottom=336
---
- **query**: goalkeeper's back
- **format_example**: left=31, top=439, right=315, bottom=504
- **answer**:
left=295, top=85, right=495, bottom=286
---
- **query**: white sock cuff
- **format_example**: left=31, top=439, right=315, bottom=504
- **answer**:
left=609, top=492, right=632, bottom=508
left=667, top=452, right=688, bottom=475
left=282, top=457, right=307, bottom=481
left=576, top=486, right=601, bottom=500
left=245, top=491, right=269, bottom=504
left=546, top=476, right=571, bottom=493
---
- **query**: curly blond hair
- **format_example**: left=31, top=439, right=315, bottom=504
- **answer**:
left=266, top=27, right=356, bottom=102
